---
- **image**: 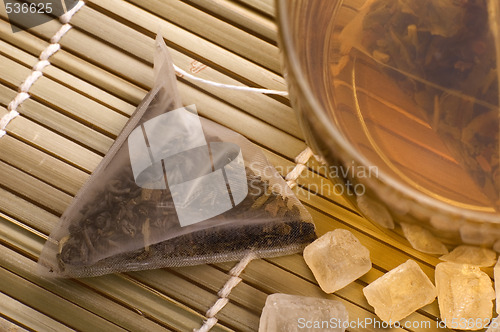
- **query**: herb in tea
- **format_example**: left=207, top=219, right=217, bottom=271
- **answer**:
left=339, top=0, right=499, bottom=209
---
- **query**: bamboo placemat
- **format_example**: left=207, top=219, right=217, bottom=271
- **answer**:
left=0, top=1, right=479, bottom=331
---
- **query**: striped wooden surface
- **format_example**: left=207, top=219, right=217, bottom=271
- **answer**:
left=0, top=0, right=482, bottom=331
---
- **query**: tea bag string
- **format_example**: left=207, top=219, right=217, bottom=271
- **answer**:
left=0, top=1, right=86, bottom=139
left=173, top=65, right=289, bottom=97
left=195, top=147, right=320, bottom=332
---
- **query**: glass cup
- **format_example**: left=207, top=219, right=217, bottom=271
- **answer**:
left=277, top=0, right=500, bottom=251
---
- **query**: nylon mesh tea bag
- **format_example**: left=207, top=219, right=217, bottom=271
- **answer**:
left=38, top=35, right=316, bottom=278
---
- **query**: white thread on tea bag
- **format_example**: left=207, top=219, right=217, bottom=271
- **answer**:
left=173, top=65, right=289, bottom=96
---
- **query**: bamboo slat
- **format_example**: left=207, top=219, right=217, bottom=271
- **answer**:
left=0, top=8, right=302, bottom=141
left=128, top=270, right=259, bottom=332
left=0, top=19, right=147, bottom=105
left=173, top=264, right=268, bottom=314
left=0, top=6, right=297, bottom=146
left=0, top=160, right=71, bottom=214
left=2, top=39, right=305, bottom=161
left=0, top=39, right=135, bottom=116
left=0, top=55, right=128, bottom=137
left=85, top=273, right=229, bottom=332
left=124, top=0, right=281, bottom=73
left=183, top=0, right=278, bottom=43
left=69, top=4, right=300, bottom=138
left=0, top=247, right=171, bottom=332
left=0, top=295, right=67, bottom=332
left=0, top=215, right=230, bottom=332
left=0, top=314, right=34, bottom=332
left=235, top=0, right=275, bottom=18
left=0, top=135, right=87, bottom=195
left=0, top=106, right=101, bottom=172
left=1, top=0, right=287, bottom=91
left=0, top=191, right=58, bottom=236
left=0, top=82, right=113, bottom=155
left=0, top=267, right=128, bottom=332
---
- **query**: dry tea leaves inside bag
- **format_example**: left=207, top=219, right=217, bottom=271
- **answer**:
left=37, top=34, right=316, bottom=278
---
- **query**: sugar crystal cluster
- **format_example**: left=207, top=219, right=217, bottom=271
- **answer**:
left=356, top=195, right=394, bottom=229
left=439, top=245, right=496, bottom=267
left=435, top=262, right=495, bottom=330
left=400, top=223, right=448, bottom=254
left=303, top=229, right=371, bottom=293
left=363, top=259, right=436, bottom=322
left=258, top=293, right=348, bottom=332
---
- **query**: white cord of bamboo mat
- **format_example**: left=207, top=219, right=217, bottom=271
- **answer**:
left=173, top=65, right=289, bottom=96
left=0, top=0, right=86, bottom=139
left=286, top=147, right=315, bottom=188
left=194, top=253, right=256, bottom=332
left=194, top=147, right=315, bottom=332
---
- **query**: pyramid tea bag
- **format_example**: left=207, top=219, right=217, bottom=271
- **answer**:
left=38, top=35, right=316, bottom=278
